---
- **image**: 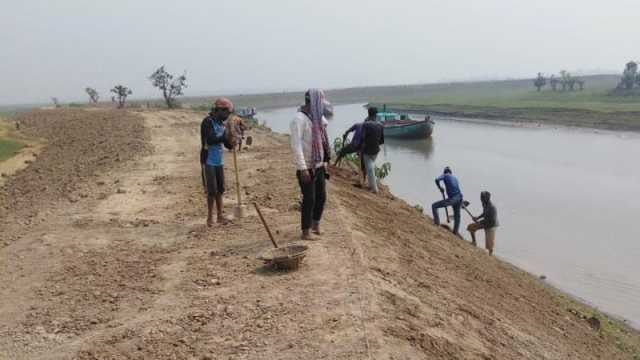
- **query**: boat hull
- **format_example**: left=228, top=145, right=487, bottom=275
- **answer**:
left=383, top=120, right=434, bottom=139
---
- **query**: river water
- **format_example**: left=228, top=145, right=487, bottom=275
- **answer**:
left=260, top=103, right=640, bottom=327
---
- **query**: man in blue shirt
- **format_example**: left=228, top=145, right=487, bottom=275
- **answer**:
left=200, top=98, right=233, bottom=227
left=334, top=107, right=377, bottom=186
left=432, top=166, right=464, bottom=235
left=334, top=107, right=374, bottom=166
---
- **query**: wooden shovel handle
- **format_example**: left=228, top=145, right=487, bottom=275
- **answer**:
left=253, top=203, right=278, bottom=248
left=233, top=149, right=242, bottom=207
left=462, top=205, right=477, bottom=223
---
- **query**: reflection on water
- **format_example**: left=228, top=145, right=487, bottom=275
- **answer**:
left=384, top=137, right=435, bottom=160
left=261, top=103, right=640, bottom=328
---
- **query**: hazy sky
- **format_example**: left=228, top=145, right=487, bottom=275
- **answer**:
left=1, top=0, right=636, bottom=105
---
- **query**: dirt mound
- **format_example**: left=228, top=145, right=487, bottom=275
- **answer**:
left=0, top=109, right=150, bottom=239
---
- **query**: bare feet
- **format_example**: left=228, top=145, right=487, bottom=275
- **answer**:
left=471, top=240, right=477, bottom=247
left=312, top=224, right=322, bottom=235
left=217, top=215, right=232, bottom=225
left=207, top=217, right=213, bottom=227
left=301, top=231, right=314, bottom=240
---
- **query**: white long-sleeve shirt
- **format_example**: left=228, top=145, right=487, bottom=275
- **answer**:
left=290, top=111, right=328, bottom=171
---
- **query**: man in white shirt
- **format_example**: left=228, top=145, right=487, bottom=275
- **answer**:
left=290, top=89, right=333, bottom=240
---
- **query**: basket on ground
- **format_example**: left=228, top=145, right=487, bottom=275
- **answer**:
left=258, top=244, right=309, bottom=270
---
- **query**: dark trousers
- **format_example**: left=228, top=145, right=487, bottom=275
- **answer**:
left=297, top=166, right=326, bottom=231
left=336, top=142, right=359, bottom=163
left=432, top=194, right=463, bottom=234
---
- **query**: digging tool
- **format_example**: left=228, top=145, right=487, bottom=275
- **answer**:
left=254, top=203, right=278, bottom=248
left=441, top=192, right=451, bottom=223
left=232, top=149, right=245, bottom=218
left=462, top=200, right=477, bottom=223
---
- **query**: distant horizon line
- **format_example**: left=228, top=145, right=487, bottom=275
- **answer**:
left=0, top=72, right=620, bottom=109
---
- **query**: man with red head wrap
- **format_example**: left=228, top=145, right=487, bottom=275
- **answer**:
left=200, top=98, right=234, bottom=227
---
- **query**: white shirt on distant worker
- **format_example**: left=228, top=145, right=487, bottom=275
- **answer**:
left=290, top=111, right=329, bottom=171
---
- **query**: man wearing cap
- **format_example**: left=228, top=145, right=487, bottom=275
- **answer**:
left=200, top=98, right=233, bottom=227
left=290, top=89, right=333, bottom=240
left=432, top=166, right=464, bottom=235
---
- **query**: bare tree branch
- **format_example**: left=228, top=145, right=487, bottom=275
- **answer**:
left=110, top=85, right=132, bottom=108
left=149, top=66, right=187, bottom=109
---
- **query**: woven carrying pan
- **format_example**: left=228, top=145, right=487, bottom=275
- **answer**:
left=258, top=244, right=308, bottom=270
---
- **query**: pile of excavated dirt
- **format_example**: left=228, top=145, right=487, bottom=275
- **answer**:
left=0, top=109, right=149, bottom=239
left=0, top=110, right=638, bottom=359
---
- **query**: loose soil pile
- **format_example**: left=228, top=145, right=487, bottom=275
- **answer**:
left=0, top=109, right=149, bottom=240
left=0, top=109, right=638, bottom=359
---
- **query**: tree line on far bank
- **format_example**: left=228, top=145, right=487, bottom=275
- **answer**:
left=616, top=61, right=640, bottom=91
left=51, top=66, right=188, bottom=109
left=534, top=61, right=640, bottom=95
left=533, top=71, right=585, bottom=92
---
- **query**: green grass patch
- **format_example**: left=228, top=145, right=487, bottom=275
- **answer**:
left=0, top=116, right=26, bottom=163
left=0, top=138, right=24, bottom=162
left=368, top=75, right=640, bottom=130
left=381, top=91, right=640, bottom=113
left=373, top=75, right=640, bottom=112
left=0, top=111, right=17, bottom=118
left=557, top=294, right=640, bottom=358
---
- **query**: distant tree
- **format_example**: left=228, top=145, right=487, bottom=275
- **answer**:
left=618, top=61, right=640, bottom=90
left=567, top=76, right=577, bottom=91
left=534, top=72, right=547, bottom=92
left=549, top=75, right=559, bottom=91
left=110, top=85, right=132, bottom=108
left=576, top=79, right=585, bottom=91
left=621, top=61, right=638, bottom=90
left=85, top=87, right=99, bottom=104
left=149, top=66, right=187, bottom=108
left=51, top=97, right=61, bottom=108
left=559, top=70, right=570, bottom=91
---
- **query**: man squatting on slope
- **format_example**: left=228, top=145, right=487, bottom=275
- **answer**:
left=467, top=191, right=499, bottom=255
left=290, top=89, right=333, bottom=240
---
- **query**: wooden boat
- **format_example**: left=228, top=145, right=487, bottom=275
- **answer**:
left=376, top=112, right=434, bottom=139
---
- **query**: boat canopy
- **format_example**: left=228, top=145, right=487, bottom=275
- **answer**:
left=376, top=112, right=399, bottom=121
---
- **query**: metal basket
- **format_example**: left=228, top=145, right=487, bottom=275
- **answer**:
left=258, top=244, right=309, bottom=270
